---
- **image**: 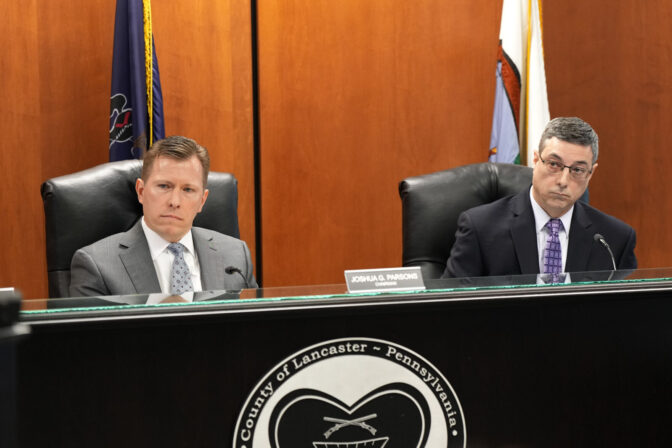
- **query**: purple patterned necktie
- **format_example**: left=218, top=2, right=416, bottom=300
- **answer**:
left=543, top=218, right=563, bottom=283
left=167, top=243, right=193, bottom=294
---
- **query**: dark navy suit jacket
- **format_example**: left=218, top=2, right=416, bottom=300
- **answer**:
left=442, top=189, right=637, bottom=278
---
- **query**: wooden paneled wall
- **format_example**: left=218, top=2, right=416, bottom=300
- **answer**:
left=257, top=0, right=499, bottom=286
left=2, top=0, right=672, bottom=297
left=543, top=0, right=672, bottom=270
left=1, top=2, right=44, bottom=300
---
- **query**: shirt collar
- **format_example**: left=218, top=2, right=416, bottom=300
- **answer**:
left=141, top=217, right=195, bottom=260
left=529, top=187, right=574, bottom=234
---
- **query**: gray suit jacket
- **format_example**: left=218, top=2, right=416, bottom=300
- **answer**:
left=69, top=220, right=257, bottom=297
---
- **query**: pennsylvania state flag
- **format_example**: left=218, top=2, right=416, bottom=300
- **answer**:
left=109, top=0, right=165, bottom=161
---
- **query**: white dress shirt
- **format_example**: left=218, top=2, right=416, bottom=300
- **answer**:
left=140, top=217, right=203, bottom=294
left=529, top=187, right=573, bottom=273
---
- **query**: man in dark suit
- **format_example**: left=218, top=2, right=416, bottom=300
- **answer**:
left=69, top=136, right=257, bottom=297
left=443, top=117, right=637, bottom=279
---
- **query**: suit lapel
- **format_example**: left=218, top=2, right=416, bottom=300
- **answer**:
left=193, top=228, right=223, bottom=290
left=118, top=221, right=162, bottom=293
left=509, top=191, right=541, bottom=274
left=566, top=202, right=593, bottom=272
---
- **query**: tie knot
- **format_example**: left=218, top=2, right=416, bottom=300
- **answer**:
left=167, top=242, right=185, bottom=256
left=545, top=218, right=562, bottom=235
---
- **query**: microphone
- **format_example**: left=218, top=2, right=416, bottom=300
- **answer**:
left=593, top=233, right=617, bottom=271
left=225, top=266, right=250, bottom=289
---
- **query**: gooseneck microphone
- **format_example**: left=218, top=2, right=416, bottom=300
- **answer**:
left=593, top=233, right=617, bottom=271
left=225, top=266, right=250, bottom=289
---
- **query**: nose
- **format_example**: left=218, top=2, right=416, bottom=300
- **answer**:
left=557, top=167, right=571, bottom=186
left=168, top=188, right=181, bottom=208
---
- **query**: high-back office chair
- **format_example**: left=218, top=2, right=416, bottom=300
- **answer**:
left=399, top=162, right=533, bottom=279
left=41, top=159, right=240, bottom=298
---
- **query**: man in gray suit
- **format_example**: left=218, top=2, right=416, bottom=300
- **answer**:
left=69, top=136, right=257, bottom=297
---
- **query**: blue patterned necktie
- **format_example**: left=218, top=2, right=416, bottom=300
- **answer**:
left=543, top=218, right=563, bottom=283
left=167, top=243, right=193, bottom=294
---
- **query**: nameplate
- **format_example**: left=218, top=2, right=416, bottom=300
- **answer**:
left=345, top=267, right=425, bottom=293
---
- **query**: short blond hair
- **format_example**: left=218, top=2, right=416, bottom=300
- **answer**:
left=142, top=136, right=210, bottom=186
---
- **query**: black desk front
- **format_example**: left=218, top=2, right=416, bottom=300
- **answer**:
left=19, top=269, right=672, bottom=447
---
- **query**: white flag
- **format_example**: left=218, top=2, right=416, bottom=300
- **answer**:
left=489, top=0, right=550, bottom=167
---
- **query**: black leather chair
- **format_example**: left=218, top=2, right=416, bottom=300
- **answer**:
left=399, top=162, right=533, bottom=279
left=41, top=159, right=240, bottom=298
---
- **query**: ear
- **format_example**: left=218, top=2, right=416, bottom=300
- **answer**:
left=586, top=163, right=598, bottom=182
left=197, top=189, right=209, bottom=212
left=136, top=178, right=145, bottom=204
left=533, top=151, right=540, bottom=164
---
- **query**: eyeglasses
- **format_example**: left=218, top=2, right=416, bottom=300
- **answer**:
left=539, top=155, right=592, bottom=180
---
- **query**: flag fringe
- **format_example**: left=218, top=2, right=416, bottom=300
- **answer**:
left=143, top=0, right=154, bottom=147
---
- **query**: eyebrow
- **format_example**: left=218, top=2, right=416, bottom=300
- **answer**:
left=546, top=153, right=590, bottom=166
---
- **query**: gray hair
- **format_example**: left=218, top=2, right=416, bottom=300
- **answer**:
left=538, top=117, right=599, bottom=164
